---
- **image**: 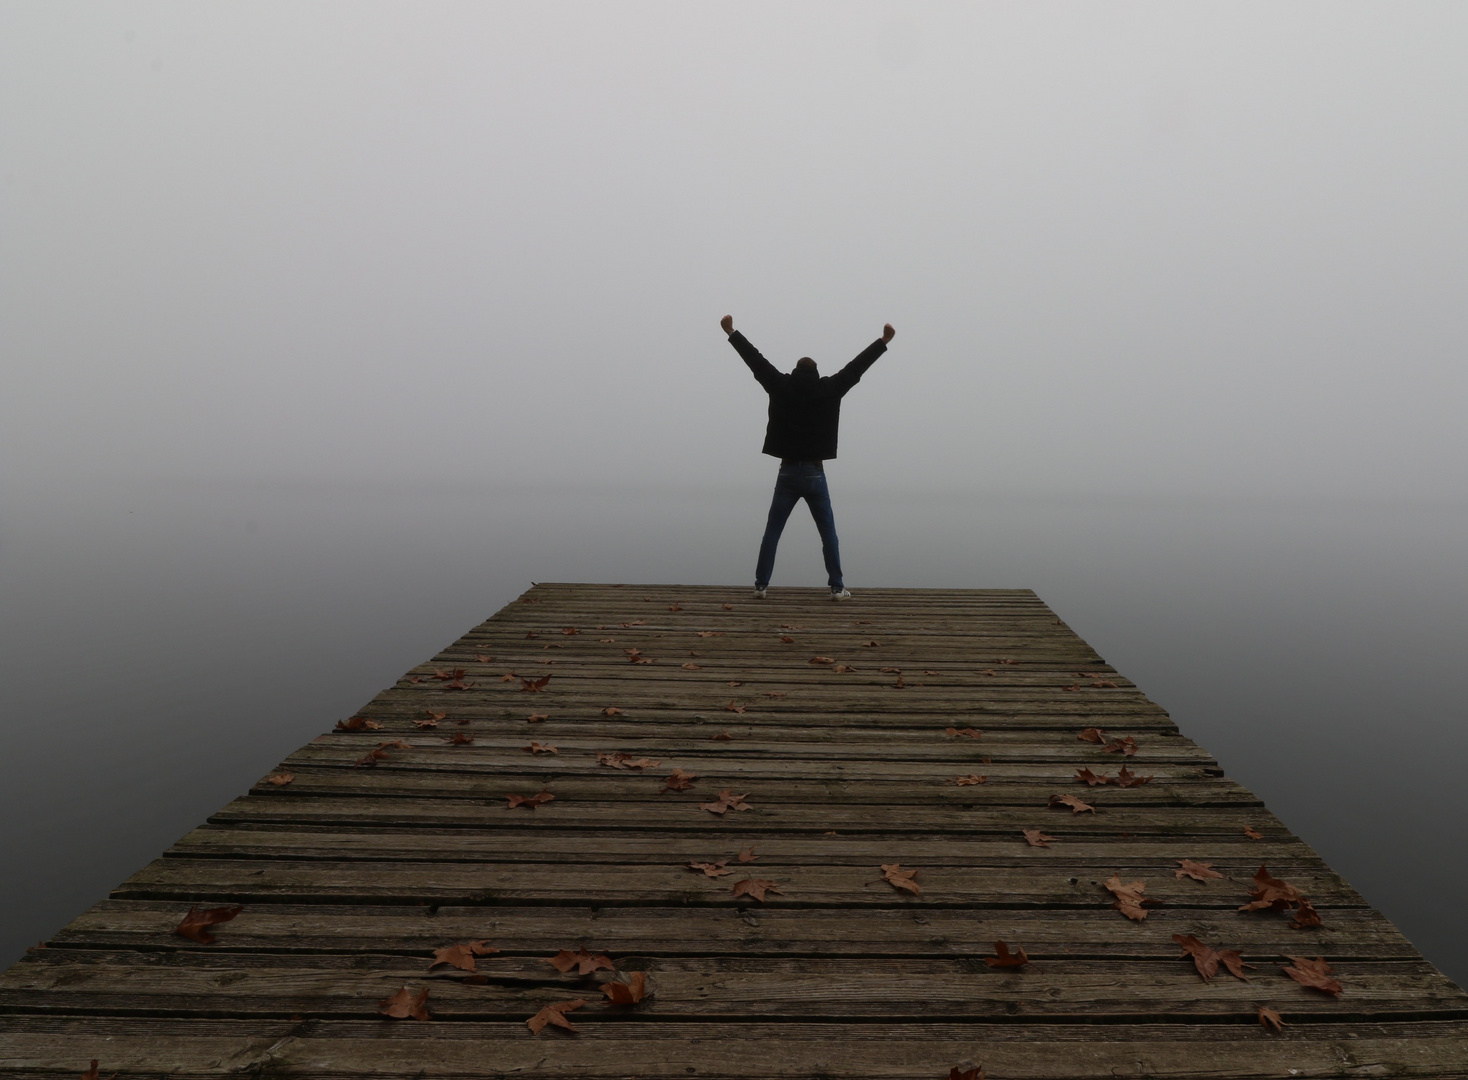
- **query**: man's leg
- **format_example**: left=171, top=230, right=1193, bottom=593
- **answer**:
left=804, top=471, right=845, bottom=592
left=755, top=469, right=801, bottom=590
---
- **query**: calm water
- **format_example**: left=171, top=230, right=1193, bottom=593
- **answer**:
left=2, top=478, right=1465, bottom=984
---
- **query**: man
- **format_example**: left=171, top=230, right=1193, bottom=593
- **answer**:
left=720, top=314, right=896, bottom=600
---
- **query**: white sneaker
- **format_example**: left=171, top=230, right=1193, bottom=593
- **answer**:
left=753, top=587, right=767, bottom=599
left=831, top=588, right=852, bottom=601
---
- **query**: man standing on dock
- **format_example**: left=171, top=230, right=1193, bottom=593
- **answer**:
left=720, top=314, right=896, bottom=601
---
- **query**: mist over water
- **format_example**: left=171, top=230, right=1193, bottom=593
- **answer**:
left=2, top=478, right=1465, bottom=983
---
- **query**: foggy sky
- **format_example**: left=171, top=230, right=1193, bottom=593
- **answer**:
left=3, top=1, right=1467, bottom=500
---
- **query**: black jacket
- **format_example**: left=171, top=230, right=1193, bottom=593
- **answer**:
left=728, top=331, right=887, bottom=460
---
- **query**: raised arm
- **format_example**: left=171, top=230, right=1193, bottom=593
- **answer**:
left=827, top=323, right=895, bottom=395
left=721, top=314, right=781, bottom=392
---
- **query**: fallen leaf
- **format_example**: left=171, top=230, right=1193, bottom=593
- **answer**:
left=681, top=662, right=701, bottom=670
left=377, top=985, right=431, bottom=1020
left=1239, top=864, right=1308, bottom=914
left=861, top=640, right=881, bottom=647
left=526, top=998, right=588, bottom=1034
left=700, top=789, right=751, bottom=814
left=1061, top=684, right=1080, bottom=692
left=722, top=602, right=733, bottom=610
left=430, top=667, right=468, bottom=682
left=545, top=947, right=615, bottom=975
left=832, top=664, right=856, bottom=673
left=763, top=691, right=787, bottom=698
left=668, top=603, right=683, bottom=612
left=980, top=669, right=997, bottom=677
left=924, top=670, right=940, bottom=675
left=506, top=789, right=555, bottom=809
left=475, top=653, right=494, bottom=663
left=444, top=732, right=474, bottom=745
left=525, top=632, right=538, bottom=639
left=1281, top=955, right=1342, bottom=996
left=724, top=700, right=747, bottom=714
left=623, top=620, right=647, bottom=627
left=809, top=656, right=835, bottom=665
left=500, top=673, right=517, bottom=682
left=265, top=773, right=294, bottom=786
left=413, top=717, right=440, bottom=729
left=353, top=746, right=390, bottom=767
left=880, top=666, right=901, bottom=674
left=430, top=940, right=499, bottom=972
left=1244, top=825, right=1264, bottom=840
left=601, top=706, right=624, bottom=716
left=80, top=1061, right=115, bottom=1080
left=948, top=1069, right=986, bottom=1080
left=1104, top=735, right=1140, bottom=756
left=695, top=630, right=722, bottom=638
left=1092, top=680, right=1119, bottom=689
left=597, top=752, right=661, bottom=770
left=1258, top=1005, right=1287, bottom=1031
left=661, top=768, right=699, bottom=792
left=881, top=863, right=922, bottom=896
left=998, top=658, right=1017, bottom=665
left=1022, top=829, right=1057, bottom=848
left=893, top=674, right=906, bottom=688
left=985, top=940, right=1029, bottom=968
left=599, top=637, right=616, bottom=643
left=945, top=727, right=982, bottom=739
left=524, top=742, right=558, bottom=755
left=601, top=970, right=649, bottom=1004
left=688, top=859, right=732, bottom=878
left=520, top=675, right=551, bottom=692
left=780, top=635, right=795, bottom=644
left=174, top=904, right=243, bottom=944
left=1075, top=767, right=1109, bottom=786
left=737, top=845, right=758, bottom=862
left=624, top=648, right=654, bottom=664
left=1290, top=898, right=1323, bottom=929
left=1175, top=859, right=1225, bottom=882
left=732, top=878, right=781, bottom=901
left=526, top=713, right=549, bottom=723
left=710, top=731, right=733, bottom=741
left=1077, top=727, right=1108, bottom=743
left=1172, top=934, right=1252, bottom=981
left=954, top=774, right=987, bottom=786
left=1103, top=874, right=1159, bottom=920
left=1049, top=793, right=1096, bottom=814
left=561, top=627, right=580, bottom=635
left=1115, top=765, right=1152, bottom=787
left=335, top=716, right=382, bottom=732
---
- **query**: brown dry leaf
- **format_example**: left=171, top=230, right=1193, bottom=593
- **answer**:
left=985, top=940, right=1029, bottom=968
left=881, top=863, right=922, bottom=896
left=1258, top=1005, right=1287, bottom=1031
left=980, top=669, right=998, bottom=677
left=700, top=789, right=751, bottom=814
left=763, top=691, right=787, bottom=698
left=624, top=648, right=653, bottom=664
left=524, top=742, right=558, bottom=755
left=710, top=731, right=733, bottom=741
left=722, top=602, right=733, bottom=610
left=861, top=640, right=881, bottom=647
left=520, top=675, right=551, bottom=692
left=623, top=619, right=647, bottom=627
left=506, top=789, right=555, bottom=809
left=526, top=998, right=588, bottom=1035
left=809, top=655, right=836, bottom=665
left=737, top=845, right=758, bottom=862
left=500, top=673, right=517, bottom=682
left=525, top=632, right=538, bottom=639
left=1022, top=828, right=1057, bottom=848
left=1077, top=727, right=1108, bottom=743
left=1115, top=765, right=1153, bottom=787
left=831, top=664, right=855, bottom=673
left=1244, top=825, right=1264, bottom=840
left=731, top=878, right=781, bottom=901
left=724, top=700, right=746, bottom=714
left=688, top=859, right=732, bottom=878
left=681, top=662, right=701, bottom=670
left=174, top=904, right=243, bottom=944
left=1290, top=898, right=1323, bottom=929
left=601, top=970, right=649, bottom=1005
left=413, top=717, right=440, bottom=729
left=945, top=727, right=982, bottom=739
left=1175, top=859, right=1225, bottom=883
left=695, top=630, right=722, bottom=638
left=597, top=752, right=661, bottom=770
left=545, top=947, right=615, bottom=976
left=431, top=667, right=468, bottom=681
left=1075, top=768, right=1110, bottom=787
left=599, top=637, right=616, bottom=643
left=1092, top=679, right=1120, bottom=689
left=526, top=713, right=549, bottom=724
left=880, top=666, right=901, bottom=674
left=444, top=732, right=474, bottom=745
left=1281, top=956, right=1343, bottom=996
left=601, top=706, right=624, bottom=716
left=354, top=746, right=389, bottom=767
left=893, top=674, right=906, bottom=688
left=727, top=680, right=744, bottom=688
left=265, top=773, right=294, bottom=787
left=1103, top=875, right=1158, bottom=921
left=954, top=774, right=987, bottom=786
left=997, top=657, right=1017, bottom=666
left=80, top=1061, right=115, bottom=1080
left=1104, top=735, right=1140, bottom=756
left=561, top=627, right=580, bottom=636
left=1239, top=864, right=1307, bottom=913
left=1061, top=684, right=1080, bottom=692
left=1049, top=794, right=1096, bottom=814
left=948, top=1069, right=986, bottom=1080
left=780, top=635, right=795, bottom=644
left=378, top=985, right=431, bottom=1020
left=668, top=603, right=683, bottom=612
left=429, top=940, right=499, bottom=972
left=335, top=715, right=382, bottom=732
left=661, top=768, right=699, bottom=792
left=1172, top=934, right=1252, bottom=981
left=475, top=653, right=494, bottom=663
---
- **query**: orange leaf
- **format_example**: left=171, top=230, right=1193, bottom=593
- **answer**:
left=737, top=845, right=758, bottom=862
left=881, top=863, right=922, bottom=896
left=545, top=948, right=615, bottom=975
left=377, top=985, right=430, bottom=1020
left=731, top=878, right=781, bottom=901
left=526, top=998, right=588, bottom=1035
left=601, top=706, right=623, bottom=716
left=1049, top=793, right=1095, bottom=814
left=1022, top=828, right=1057, bottom=848
left=265, top=773, right=294, bottom=787
left=1103, top=874, right=1158, bottom=920
left=174, top=904, right=243, bottom=944
left=1281, top=955, right=1342, bottom=996
left=700, top=789, right=751, bottom=814
left=1258, top=1005, right=1286, bottom=1031
left=429, top=940, right=499, bottom=972
left=984, top=940, right=1028, bottom=968
left=1238, top=864, right=1307, bottom=913
left=1175, top=859, right=1224, bottom=882
left=1077, top=727, right=1108, bottom=743
left=601, top=970, right=648, bottom=1004
left=688, top=859, right=732, bottom=878
left=1243, top=825, right=1264, bottom=840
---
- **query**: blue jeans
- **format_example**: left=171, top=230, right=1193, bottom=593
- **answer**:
left=755, top=462, right=843, bottom=591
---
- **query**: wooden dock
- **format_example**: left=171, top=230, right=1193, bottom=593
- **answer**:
left=3, top=583, right=1466, bottom=1078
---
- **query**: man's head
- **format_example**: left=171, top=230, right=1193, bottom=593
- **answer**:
left=794, top=356, right=819, bottom=377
